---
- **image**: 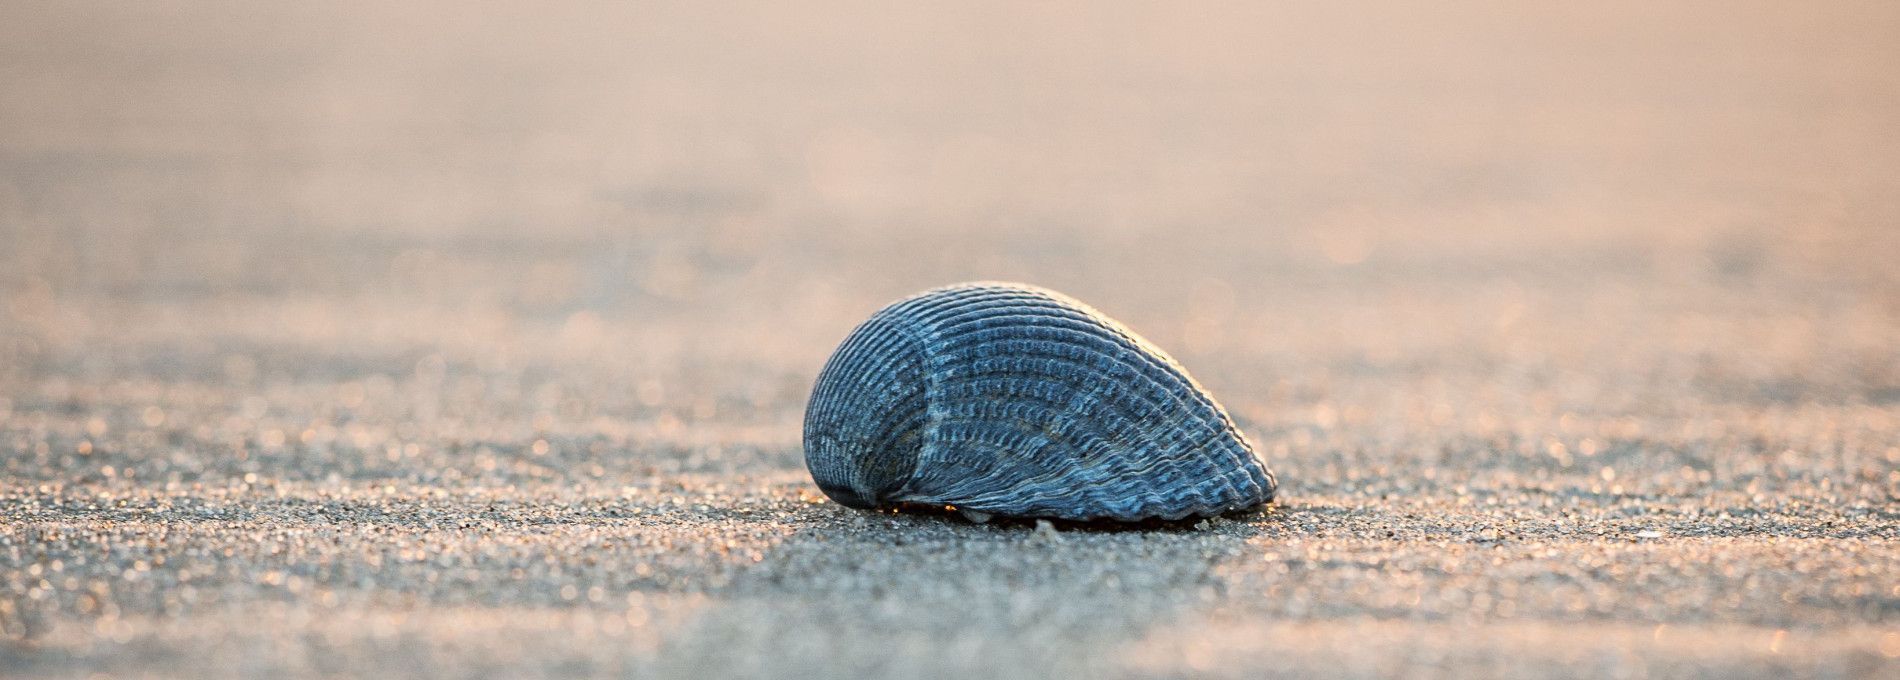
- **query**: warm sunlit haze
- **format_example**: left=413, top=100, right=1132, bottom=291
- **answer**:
left=2, top=2, right=1898, bottom=677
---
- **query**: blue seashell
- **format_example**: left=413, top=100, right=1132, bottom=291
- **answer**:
left=803, top=282, right=1277, bottom=522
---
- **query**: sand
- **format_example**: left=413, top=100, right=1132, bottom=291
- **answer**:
left=3, top=2, right=1899, bottom=677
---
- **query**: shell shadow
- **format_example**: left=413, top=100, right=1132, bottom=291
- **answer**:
left=638, top=498, right=1289, bottom=677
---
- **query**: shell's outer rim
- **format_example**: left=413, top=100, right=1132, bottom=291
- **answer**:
left=897, top=499, right=1278, bottom=525
left=808, top=280, right=1281, bottom=523
left=985, top=500, right=1274, bottom=524
left=937, top=493, right=1279, bottom=523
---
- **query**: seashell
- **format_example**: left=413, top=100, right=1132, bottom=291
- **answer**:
left=803, top=281, right=1277, bottom=522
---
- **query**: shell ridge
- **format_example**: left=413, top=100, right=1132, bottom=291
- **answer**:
left=913, top=286, right=1266, bottom=515
left=912, top=329, right=1224, bottom=507
left=906, top=370, right=1258, bottom=517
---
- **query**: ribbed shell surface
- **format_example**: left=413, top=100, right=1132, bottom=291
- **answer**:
left=803, top=282, right=1277, bottom=522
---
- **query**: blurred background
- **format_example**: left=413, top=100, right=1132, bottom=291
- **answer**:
left=4, top=2, right=1899, bottom=676
left=3, top=0, right=1897, bottom=483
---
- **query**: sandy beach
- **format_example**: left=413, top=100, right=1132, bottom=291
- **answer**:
left=3, top=2, right=1898, bottom=677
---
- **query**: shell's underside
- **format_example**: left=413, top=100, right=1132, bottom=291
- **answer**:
left=803, top=282, right=1277, bottom=522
